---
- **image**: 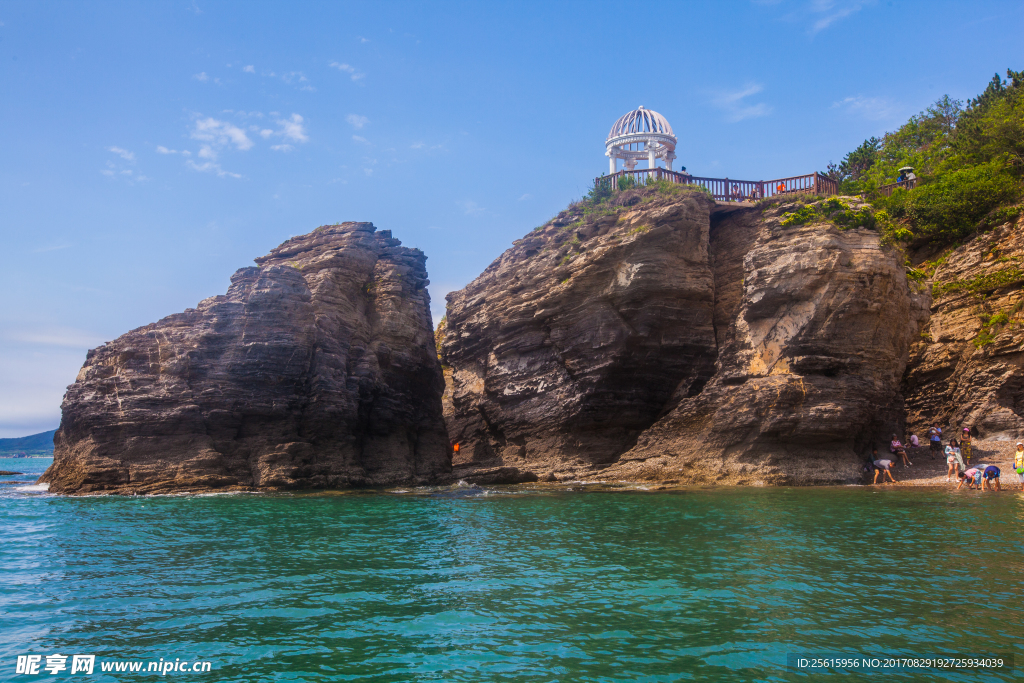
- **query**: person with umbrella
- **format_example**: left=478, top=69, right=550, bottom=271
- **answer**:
left=897, top=166, right=916, bottom=188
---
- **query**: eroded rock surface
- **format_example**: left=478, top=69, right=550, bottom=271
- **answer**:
left=443, top=190, right=922, bottom=484
left=608, top=201, right=925, bottom=484
left=903, top=215, right=1024, bottom=440
left=442, top=190, right=718, bottom=482
left=41, top=222, right=449, bottom=494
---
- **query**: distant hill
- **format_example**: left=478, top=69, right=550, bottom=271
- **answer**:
left=0, top=429, right=56, bottom=456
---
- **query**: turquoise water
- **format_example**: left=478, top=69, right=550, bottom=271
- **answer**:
left=2, top=456, right=1022, bottom=682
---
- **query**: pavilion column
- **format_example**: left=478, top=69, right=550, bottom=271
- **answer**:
left=648, top=143, right=656, bottom=169
left=609, top=155, right=616, bottom=175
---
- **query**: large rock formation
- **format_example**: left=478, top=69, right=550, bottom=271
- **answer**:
left=607, top=200, right=927, bottom=484
left=41, top=222, right=450, bottom=494
left=903, top=214, right=1024, bottom=439
left=442, top=190, right=718, bottom=482
left=442, top=188, right=923, bottom=484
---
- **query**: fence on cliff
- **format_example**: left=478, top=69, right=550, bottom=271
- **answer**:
left=872, top=178, right=919, bottom=197
left=593, top=169, right=839, bottom=202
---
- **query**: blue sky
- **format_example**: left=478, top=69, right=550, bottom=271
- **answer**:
left=0, top=0, right=1021, bottom=437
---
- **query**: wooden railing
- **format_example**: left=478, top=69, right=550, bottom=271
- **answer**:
left=873, top=178, right=918, bottom=197
left=594, top=169, right=841, bottom=202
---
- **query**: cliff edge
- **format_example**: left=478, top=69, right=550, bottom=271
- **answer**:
left=41, top=222, right=450, bottom=494
left=442, top=187, right=924, bottom=484
left=903, top=211, right=1024, bottom=439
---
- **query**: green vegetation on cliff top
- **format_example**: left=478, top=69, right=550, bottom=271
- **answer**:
left=824, top=68, right=1024, bottom=247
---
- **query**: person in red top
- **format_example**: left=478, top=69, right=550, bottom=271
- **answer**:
left=776, top=182, right=786, bottom=194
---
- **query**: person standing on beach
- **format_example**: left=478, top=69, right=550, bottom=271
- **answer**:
left=928, top=424, right=943, bottom=460
left=945, top=439, right=964, bottom=481
left=1015, top=442, right=1024, bottom=490
left=960, top=427, right=973, bottom=464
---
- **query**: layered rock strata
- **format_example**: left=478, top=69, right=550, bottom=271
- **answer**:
left=42, top=223, right=449, bottom=494
left=442, top=189, right=922, bottom=484
left=607, top=201, right=927, bottom=484
left=903, top=214, right=1024, bottom=440
left=442, top=190, right=719, bottom=482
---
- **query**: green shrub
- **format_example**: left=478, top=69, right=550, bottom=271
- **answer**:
left=780, top=205, right=818, bottom=226
left=979, top=205, right=1022, bottom=231
left=972, top=330, right=995, bottom=348
left=989, top=312, right=1010, bottom=326
left=779, top=198, right=877, bottom=230
left=877, top=162, right=1021, bottom=243
left=586, top=179, right=613, bottom=204
left=933, top=266, right=1024, bottom=297
left=618, top=174, right=638, bottom=191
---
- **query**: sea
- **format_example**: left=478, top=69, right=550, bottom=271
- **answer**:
left=1, top=456, right=1021, bottom=682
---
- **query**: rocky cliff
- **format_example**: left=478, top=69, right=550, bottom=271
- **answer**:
left=441, top=187, right=923, bottom=484
left=903, top=212, right=1024, bottom=439
left=41, top=222, right=449, bottom=494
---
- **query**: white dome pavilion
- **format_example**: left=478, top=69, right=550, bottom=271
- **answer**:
left=605, top=106, right=678, bottom=174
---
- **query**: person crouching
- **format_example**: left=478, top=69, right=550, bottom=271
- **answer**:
left=957, top=468, right=980, bottom=490
left=981, top=465, right=1001, bottom=492
left=873, top=457, right=896, bottom=484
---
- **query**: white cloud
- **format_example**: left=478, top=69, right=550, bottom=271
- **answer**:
left=809, top=0, right=867, bottom=34
left=6, top=327, right=106, bottom=348
left=277, top=114, right=308, bottom=143
left=270, top=144, right=293, bottom=152
left=712, top=83, right=773, bottom=122
left=120, top=170, right=133, bottom=175
left=518, top=193, right=531, bottom=201
left=186, top=159, right=241, bottom=179
left=156, top=146, right=191, bottom=156
left=243, top=64, right=255, bottom=73
left=329, top=61, right=365, bottom=81
left=100, top=169, right=114, bottom=176
left=198, top=145, right=216, bottom=160
left=108, top=146, right=135, bottom=161
left=259, top=129, right=273, bottom=139
left=346, top=114, right=368, bottom=129
left=358, top=36, right=370, bottom=43
left=193, top=71, right=209, bottom=82
left=352, top=135, right=369, bottom=144
left=459, top=200, right=485, bottom=216
left=364, top=168, right=373, bottom=176
left=191, top=117, right=254, bottom=150
left=831, top=95, right=896, bottom=121
left=283, top=71, right=307, bottom=83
